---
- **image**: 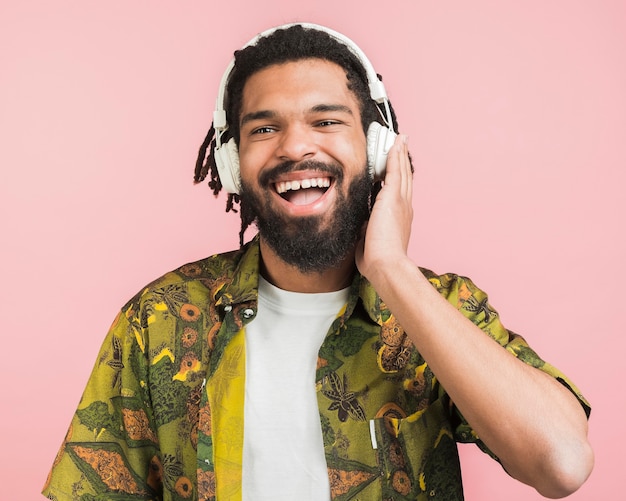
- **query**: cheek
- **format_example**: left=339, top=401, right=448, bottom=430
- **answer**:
left=237, top=143, right=266, bottom=183
left=326, top=134, right=368, bottom=173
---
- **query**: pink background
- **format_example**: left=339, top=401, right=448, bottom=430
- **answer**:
left=1, top=1, right=623, bottom=499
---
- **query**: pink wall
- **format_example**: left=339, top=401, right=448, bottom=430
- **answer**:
left=1, top=1, right=623, bottom=499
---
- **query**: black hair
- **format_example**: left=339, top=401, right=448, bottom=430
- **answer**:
left=193, top=24, right=401, bottom=245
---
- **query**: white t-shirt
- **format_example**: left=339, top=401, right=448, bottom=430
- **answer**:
left=242, top=276, right=349, bottom=500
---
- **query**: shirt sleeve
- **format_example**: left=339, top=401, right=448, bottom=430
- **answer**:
left=429, top=272, right=591, bottom=459
left=42, top=306, right=161, bottom=500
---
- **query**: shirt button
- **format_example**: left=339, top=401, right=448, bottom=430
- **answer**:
left=242, top=308, right=255, bottom=318
left=224, top=305, right=232, bottom=312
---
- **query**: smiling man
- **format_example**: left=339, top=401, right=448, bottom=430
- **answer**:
left=43, top=24, right=593, bottom=501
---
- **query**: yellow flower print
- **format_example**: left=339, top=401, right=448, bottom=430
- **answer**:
left=392, top=470, right=411, bottom=495
left=175, top=476, right=193, bottom=498
left=173, top=352, right=201, bottom=381
left=375, top=402, right=407, bottom=436
left=180, top=304, right=201, bottom=322
left=182, top=327, right=198, bottom=348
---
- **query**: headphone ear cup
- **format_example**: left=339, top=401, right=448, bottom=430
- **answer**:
left=215, top=138, right=241, bottom=194
left=366, top=122, right=397, bottom=181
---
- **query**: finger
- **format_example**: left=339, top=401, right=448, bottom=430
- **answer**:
left=402, top=135, right=413, bottom=200
left=392, top=134, right=411, bottom=199
left=383, top=134, right=402, bottom=187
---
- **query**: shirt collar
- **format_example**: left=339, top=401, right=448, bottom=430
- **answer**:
left=214, top=237, right=261, bottom=308
left=215, top=235, right=387, bottom=326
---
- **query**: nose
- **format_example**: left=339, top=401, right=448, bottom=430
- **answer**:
left=275, top=124, right=318, bottom=162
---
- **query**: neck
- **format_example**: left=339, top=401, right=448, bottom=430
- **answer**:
left=259, top=237, right=355, bottom=293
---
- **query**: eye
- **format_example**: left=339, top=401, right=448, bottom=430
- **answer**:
left=251, top=126, right=275, bottom=135
left=316, top=120, right=341, bottom=127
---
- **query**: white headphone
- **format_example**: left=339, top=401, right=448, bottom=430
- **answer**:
left=213, top=23, right=397, bottom=194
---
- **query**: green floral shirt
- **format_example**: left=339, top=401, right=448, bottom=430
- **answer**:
left=43, top=237, right=590, bottom=501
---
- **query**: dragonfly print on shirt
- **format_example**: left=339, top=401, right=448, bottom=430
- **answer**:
left=322, top=371, right=367, bottom=422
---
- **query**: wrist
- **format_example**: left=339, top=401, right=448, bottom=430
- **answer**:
left=365, top=255, right=422, bottom=295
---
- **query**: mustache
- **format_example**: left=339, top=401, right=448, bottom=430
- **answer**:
left=259, top=160, right=344, bottom=188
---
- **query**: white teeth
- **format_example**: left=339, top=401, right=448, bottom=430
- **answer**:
left=275, top=177, right=331, bottom=194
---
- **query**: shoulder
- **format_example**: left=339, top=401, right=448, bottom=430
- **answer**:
left=419, top=267, right=485, bottom=298
left=121, top=244, right=253, bottom=313
left=419, top=267, right=498, bottom=323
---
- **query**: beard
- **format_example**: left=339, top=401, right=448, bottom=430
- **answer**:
left=240, top=160, right=372, bottom=274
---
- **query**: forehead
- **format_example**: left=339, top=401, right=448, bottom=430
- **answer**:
left=240, top=59, right=360, bottom=118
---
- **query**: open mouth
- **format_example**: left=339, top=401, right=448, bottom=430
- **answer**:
left=274, top=176, right=332, bottom=206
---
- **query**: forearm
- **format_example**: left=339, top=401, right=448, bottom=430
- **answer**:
left=368, top=257, right=593, bottom=498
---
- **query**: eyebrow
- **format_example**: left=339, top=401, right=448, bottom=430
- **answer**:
left=240, top=104, right=354, bottom=127
left=310, top=104, right=354, bottom=115
left=240, top=110, right=277, bottom=128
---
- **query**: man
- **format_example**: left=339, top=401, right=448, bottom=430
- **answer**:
left=43, top=24, right=593, bottom=500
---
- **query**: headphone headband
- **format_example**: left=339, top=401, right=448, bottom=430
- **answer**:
left=213, top=23, right=392, bottom=140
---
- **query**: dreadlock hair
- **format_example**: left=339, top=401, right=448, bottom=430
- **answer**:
left=194, top=24, right=402, bottom=246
